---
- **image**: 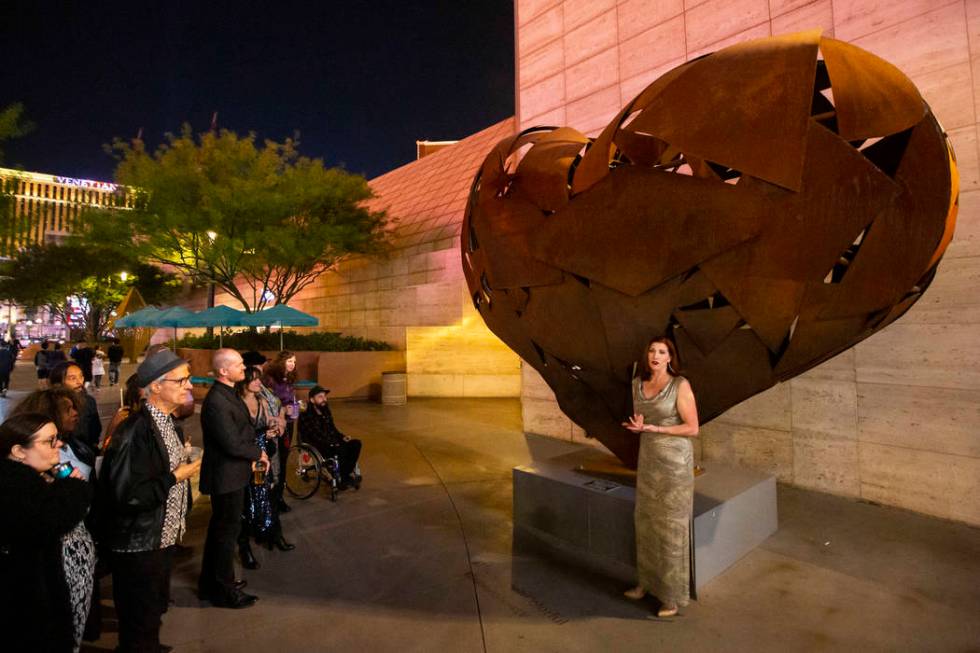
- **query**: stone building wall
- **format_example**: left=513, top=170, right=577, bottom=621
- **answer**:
left=515, top=0, right=980, bottom=525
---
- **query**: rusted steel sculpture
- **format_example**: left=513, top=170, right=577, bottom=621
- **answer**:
left=461, top=31, right=958, bottom=467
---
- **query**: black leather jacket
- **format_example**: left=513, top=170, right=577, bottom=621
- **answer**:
left=99, top=407, right=177, bottom=552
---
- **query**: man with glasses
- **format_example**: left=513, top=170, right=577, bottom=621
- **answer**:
left=100, top=349, right=203, bottom=652
left=197, top=348, right=268, bottom=609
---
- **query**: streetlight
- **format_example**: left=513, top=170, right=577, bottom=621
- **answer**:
left=120, top=271, right=128, bottom=282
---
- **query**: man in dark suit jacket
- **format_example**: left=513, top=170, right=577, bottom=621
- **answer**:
left=197, top=348, right=267, bottom=609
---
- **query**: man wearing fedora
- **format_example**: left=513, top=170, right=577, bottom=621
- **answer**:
left=101, top=349, right=203, bottom=652
left=197, top=348, right=268, bottom=609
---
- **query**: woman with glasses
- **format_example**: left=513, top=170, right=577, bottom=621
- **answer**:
left=0, top=412, right=95, bottom=652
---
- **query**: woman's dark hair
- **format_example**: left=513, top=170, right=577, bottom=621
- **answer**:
left=122, top=374, right=143, bottom=412
left=640, top=335, right=681, bottom=380
left=0, top=412, right=53, bottom=457
left=48, top=361, right=82, bottom=386
left=40, top=340, right=50, bottom=350
left=11, top=388, right=83, bottom=435
left=53, top=341, right=63, bottom=351
left=264, top=350, right=297, bottom=385
left=236, top=365, right=263, bottom=397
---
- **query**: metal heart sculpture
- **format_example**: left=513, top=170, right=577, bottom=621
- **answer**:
left=461, top=31, right=958, bottom=467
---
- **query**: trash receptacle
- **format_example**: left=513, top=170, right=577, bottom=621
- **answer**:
left=381, top=371, right=407, bottom=405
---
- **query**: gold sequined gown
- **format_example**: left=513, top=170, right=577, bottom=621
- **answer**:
left=632, top=375, right=693, bottom=606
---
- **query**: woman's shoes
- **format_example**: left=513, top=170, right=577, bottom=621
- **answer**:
left=273, top=535, right=295, bottom=551
left=238, top=543, right=260, bottom=570
left=657, top=602, right=679, bottom=618
left=624, top=586, right=646, bottom=600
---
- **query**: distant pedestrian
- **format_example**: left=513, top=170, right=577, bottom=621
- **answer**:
left=46, top=341, right=67, bottom=376
left=91, top=350, right=105, bottom=389
left=71, top=340, right=95, bottom=386
left=107, top=338, right=124, bottom=386
left=0, top=341, right=15, bottom=396
left=35, top=339, right=51, bottom=389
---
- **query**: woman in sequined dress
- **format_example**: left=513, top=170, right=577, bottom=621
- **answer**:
left=237, top=367, right=293, bottom=569
left=621, top=335, right=699, bottom=618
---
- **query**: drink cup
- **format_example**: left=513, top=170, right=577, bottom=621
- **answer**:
left=51, top=461, right=75, bottom=479
left=253, top=460, right=267, bottom=485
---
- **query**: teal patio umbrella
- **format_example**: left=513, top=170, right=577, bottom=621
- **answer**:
left=242, top=304, right=319, bottom=350
left=114, top=305, right=162, bottom=328
left=145, top=306, right=198, bottom=350
left=184, top=305, right=250, bottom=347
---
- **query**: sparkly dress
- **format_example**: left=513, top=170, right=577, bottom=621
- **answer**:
left=632, top=375, right=693, bottom=606
left=242, top=405, right=275, bottom=538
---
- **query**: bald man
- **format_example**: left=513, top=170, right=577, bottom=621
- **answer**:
left=197, top=348, right=268, bottom=609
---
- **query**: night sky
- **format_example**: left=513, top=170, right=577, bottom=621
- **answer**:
left=0, top=0, right=515, bottom=181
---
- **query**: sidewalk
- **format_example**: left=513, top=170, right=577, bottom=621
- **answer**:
left=2, top=361, right=979, bottom=651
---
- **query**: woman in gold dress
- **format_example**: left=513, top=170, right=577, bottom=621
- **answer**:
left=622, top=335, right=700, bottom=617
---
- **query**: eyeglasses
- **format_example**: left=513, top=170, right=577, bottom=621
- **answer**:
left=33, top=435, right=61, bottom=449
left=160, top=375, right=192, bottom=386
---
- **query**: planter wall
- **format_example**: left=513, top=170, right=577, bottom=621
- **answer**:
left=317, top=351, right=406, bottom=400
left=178, top=348, right=405, bottom=401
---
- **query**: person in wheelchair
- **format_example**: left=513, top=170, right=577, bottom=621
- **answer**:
left=298, top=385, right=362, bottom=489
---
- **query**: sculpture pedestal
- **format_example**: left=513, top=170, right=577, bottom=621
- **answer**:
left=513, top=448, right=777, bottom=589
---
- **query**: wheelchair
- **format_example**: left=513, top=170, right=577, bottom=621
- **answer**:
left=285, top=441, right=361, bottom=502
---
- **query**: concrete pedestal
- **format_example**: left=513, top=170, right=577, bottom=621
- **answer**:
left=513, top=448, right=777, bottom=589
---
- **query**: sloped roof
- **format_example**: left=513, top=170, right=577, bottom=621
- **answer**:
left=366, top=118, right=515, bottom=251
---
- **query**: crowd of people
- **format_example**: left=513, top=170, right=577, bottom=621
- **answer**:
left=2, top=329, right=700, bottom=651
left=0, top=344, right=363, bottom=652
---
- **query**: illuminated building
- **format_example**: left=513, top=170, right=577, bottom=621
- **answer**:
left=0, top=167, right=133, bottom=340
left=0, top=166, right=133, bottom=258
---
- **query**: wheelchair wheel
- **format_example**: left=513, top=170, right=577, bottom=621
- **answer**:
left=285, top=444, right=322, bottom=499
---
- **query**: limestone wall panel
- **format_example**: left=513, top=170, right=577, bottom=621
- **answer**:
left=857, top=383, right=980, bottom=458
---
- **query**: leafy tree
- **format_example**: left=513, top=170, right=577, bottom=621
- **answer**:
left=0, top=102, right=34, bottom=216
left=0, top=242, right=180, bottom=340
left=80, top=126, right=388, bottom=313
left=0, top=102, right=33, bottom=164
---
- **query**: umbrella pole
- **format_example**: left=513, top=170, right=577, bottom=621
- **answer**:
left=219, top=326, right=224, bottom=348
left=279, top=322, right=284, bottom=351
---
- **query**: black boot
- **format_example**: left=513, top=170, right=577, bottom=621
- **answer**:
left=277, top=499, right=292, bottom=513
left=274, top=534, right=295, bottom=551
left=239, top=541, right=260, bottom=569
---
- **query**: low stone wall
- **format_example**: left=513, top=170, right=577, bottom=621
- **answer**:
left=179, top=348, right=405, bottom=401
left=318, top=351, right=405, bottom=400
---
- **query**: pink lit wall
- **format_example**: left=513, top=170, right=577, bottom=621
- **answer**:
left=516, top=0, right=980, bottom=525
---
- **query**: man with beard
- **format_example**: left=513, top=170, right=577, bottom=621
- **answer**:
left=298, top=385, right=362, bottom=489
left=197, top=348, right=268, bottom=609
left=49, top=361, right=102, bottom=450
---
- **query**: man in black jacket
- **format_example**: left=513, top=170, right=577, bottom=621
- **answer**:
left=298, top=385, right=362, bottom=487
left=107, top=338, right=124, bottom=386
left=72, top=339, right=95, bottom=385
left=197, top=348, right=267, bottom=609
left=101, top=349, right=202, bottom=652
